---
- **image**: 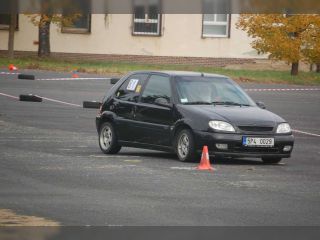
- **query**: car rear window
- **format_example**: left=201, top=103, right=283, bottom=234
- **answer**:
left=116, top=74, right=148, bottom=102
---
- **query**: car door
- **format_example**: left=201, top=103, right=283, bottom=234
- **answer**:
left=112, top=73, right=148, bottom=142
left=134, top=74, right=174, bottom=146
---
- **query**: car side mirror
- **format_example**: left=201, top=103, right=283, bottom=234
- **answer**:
left=154, top=98, right=172, bottom=108
left=111, top=78, right=120, bottom=85
left=256, top=101, right=266, bottom=109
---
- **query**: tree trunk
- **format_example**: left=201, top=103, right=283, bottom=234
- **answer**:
left=291, top=62, right=299, bottom=76
left=316, top=64, right=320, bottom=73
left=309, top=64, right=314, bottom=72
left=38, top=15, right=52, bottom=57
left=8, top=0, right=18, bottom=59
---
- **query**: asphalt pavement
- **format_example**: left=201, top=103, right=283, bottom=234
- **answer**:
left=0, top=69, right=319, bottom=226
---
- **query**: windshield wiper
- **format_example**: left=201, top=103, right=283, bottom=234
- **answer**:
left=183, top=101, right=213, bottom=105
left=183, top=101, right=250, bottom=106
left=212, top=101, right=250, bottom=107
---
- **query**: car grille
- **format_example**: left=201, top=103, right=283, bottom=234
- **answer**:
left=232, top=146, right=280, bottom=153
left=216, top=142, right=282, bottom=154
left=238, top=126, right=274, bottom=132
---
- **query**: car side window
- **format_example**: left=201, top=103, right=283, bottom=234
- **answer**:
left=115, top=74, right=148, bottom=102
left=141, top=75, right=172, bottom=104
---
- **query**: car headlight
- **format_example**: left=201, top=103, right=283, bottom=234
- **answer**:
left=209, top=121, right=235, bottom=132
left=276, top=123, right=291, bottom=134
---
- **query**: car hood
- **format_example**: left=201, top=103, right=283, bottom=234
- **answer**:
left=178, top=105, right=285, bottom=127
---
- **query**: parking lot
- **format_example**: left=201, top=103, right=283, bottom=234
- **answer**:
left=0, top=69, right=320, bottom=226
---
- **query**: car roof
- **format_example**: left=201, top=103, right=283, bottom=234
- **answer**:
left=129, top=70, right=228, bottom=78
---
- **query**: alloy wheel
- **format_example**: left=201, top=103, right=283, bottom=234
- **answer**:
left=177, top=133, right=190, bottom=159
left=100, top=125, right=113, bottom=150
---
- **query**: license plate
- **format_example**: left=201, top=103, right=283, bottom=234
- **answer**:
left=243, top=137, right=274, bottom=147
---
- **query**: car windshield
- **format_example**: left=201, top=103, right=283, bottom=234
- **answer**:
left=175, top=76, right=255, bottom=106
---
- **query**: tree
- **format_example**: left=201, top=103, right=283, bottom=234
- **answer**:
left=301, top=18, right=320, bottom=73
left=8, top=0, right=18, bottom=59
left=26, top=0, right=82, bottom=58
left=236, top=14, right=320, bottom=75
left=27, top=14, right=81, bottom=57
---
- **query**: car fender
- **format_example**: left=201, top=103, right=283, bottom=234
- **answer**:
left=96, top=111, right=118, bottom=131
left=171, top=118, right=200, bottom=138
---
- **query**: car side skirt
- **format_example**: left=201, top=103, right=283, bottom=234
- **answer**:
left=119, top=140, right=174, bottom=153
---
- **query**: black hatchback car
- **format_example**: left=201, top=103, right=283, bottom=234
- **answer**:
left=96, top=71, right=294, bottom=164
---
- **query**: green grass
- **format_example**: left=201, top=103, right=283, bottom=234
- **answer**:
left=1, top=56, right=319, bottom=85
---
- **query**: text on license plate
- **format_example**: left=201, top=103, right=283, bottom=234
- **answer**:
left=243, top=137, right=274, bottom=147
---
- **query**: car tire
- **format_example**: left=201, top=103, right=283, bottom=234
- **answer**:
left=99, top=122, right=122, bottom=154
left=175, top=129, right=198, bottom=162
left=262, top=157, right=282, bottom=164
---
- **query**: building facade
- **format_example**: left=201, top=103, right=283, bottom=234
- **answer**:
left=0, top=14, right=264, bottom=66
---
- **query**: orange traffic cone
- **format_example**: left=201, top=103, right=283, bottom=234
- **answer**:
left=9, top=64, right=18, bottom=71
left=197, top=146, right=214, bottom=171
left=72, top=70, right=79, bottom=78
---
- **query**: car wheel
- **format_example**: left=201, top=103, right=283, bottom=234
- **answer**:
left=175, top=129, right=197, bottom=162
left=99, top=122, right=122, bottom=154
left=262, top=157, right=282, bottom=164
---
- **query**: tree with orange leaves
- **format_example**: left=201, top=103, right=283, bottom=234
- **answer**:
left=237, top=14, right=320, bottom=75
left=301, top=19, right=320, bottom=73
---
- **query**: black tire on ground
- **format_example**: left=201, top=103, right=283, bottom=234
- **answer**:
left=175, top=129, right=198, bottom=162
left=262, top=157, right=282, bottom=164
left=98, top=122, right=122, bottom=154
left=18, top=74, right=35, bottom=80
left=19, top=94, right=43, bottom=102
left=83, top=101, right=101, bottom=109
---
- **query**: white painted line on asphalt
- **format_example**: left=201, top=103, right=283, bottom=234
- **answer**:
left=0, top=72, right=20, bottom=75
left=0, top=92, right=19, bottom=100
left=170, top=166, right=217, bottom=171
left=36, top=95, right=82, bottom=107
left=170, top=167, right=197, bottom=170
left=84, top=164, right=137, bottom=169
left=0, top=92, right=82, bottom=107
left=36, top=77, right=110, bottom=81
left=292, top=129, right=320, bottom=137
left=124, top=160, right=142, bottom=163
left=245, top=88, right=320, bottom=92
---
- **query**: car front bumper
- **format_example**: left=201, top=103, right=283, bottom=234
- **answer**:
left=193, top=131, right=294, bottom=158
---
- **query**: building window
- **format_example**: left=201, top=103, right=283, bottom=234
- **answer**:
left=202, top=14, right=230, bottom=38
left=61, top=0, right=91, bottom=34
left=0, top=14, right=18, bottom=30
left=61, top=14, right=91, bottom=34
left=133, top=3, right=161, bottom=36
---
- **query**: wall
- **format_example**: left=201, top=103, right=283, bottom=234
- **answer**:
left=0, top=14, right=263, bottom=59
